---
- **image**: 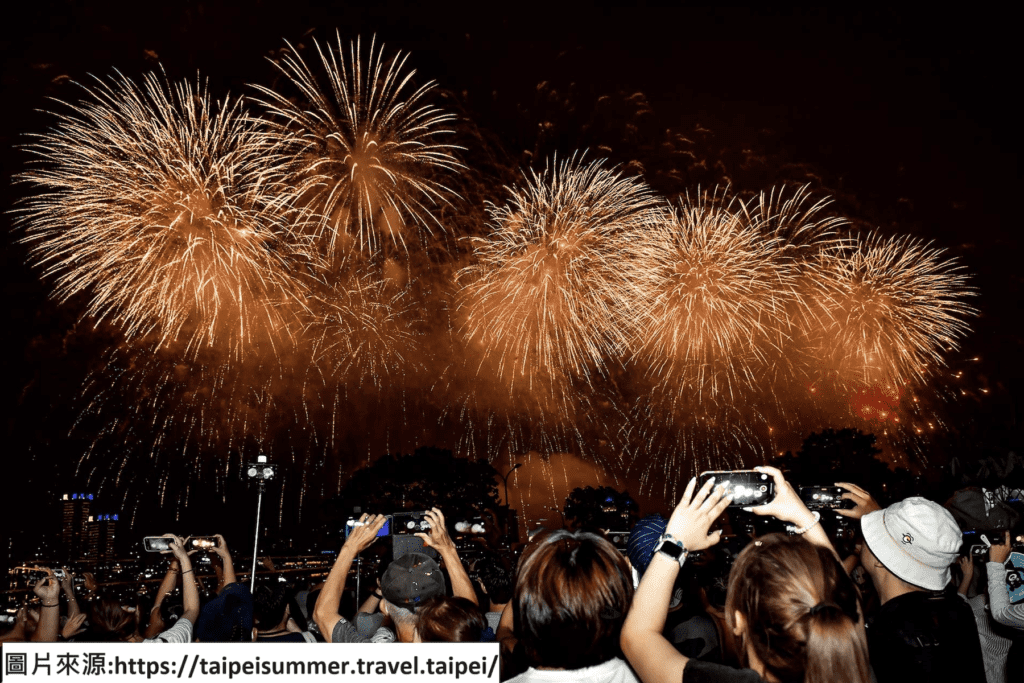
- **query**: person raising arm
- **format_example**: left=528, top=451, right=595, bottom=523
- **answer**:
left=314, top=514, right=387, bottom=642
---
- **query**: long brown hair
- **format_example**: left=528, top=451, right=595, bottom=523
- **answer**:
left=725, top=534, right=870, bottom=683
left=85, top=591, right=139, bottom=642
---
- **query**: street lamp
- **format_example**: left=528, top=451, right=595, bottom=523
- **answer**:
left=245, top=455, right=276, bottom=591
left=501, top=463, right=522, bottom=507
left=500, top=463, right=522, bottom=540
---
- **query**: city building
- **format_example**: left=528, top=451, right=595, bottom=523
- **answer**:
left=61, top=493, right=93, bottom=563
left=83, top=514, right=119, bottom=564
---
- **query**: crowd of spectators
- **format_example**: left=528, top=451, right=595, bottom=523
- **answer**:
left=3, top=470, right=1023, bottom=683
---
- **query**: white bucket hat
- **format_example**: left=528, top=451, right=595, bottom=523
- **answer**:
left=861, top=497, right=962, bottom=591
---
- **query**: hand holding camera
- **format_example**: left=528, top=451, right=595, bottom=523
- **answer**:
left=415, top=508, right=456, bottom=554
left=745, top=466, right=817, bottom=529
left=990, top=530, right=1012, bottom=564
left=32, top=569, right=60, bottom=605
left=834, top=482, right=881, bottom=519
left=665, top=476, right=732, bottom=553
left=341, top=513, right=387, bottom=555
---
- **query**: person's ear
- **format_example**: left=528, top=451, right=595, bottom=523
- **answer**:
left=732, top=611, right=747, bottom=637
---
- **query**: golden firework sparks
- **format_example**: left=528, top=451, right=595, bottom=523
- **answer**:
left=252, top=33, right=463, bottom=262
left=457, top=155, right=665, bottom=397
left=16, top=70, right=303, bottom=359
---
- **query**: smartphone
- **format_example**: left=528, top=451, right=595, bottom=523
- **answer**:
left=393, top=511, right=432, bottom=535
left=13, top=568, right=48, bottom=584
left=186, top=536, right=221, bottom=551
left=345, top=515, right=392, bottom=538
left=454, top=518, right=486, bottom=535
left=143, top=536, right=174, bottom=552
left=799, top=486, right=855, bottom=510
left=52, top=568, right=67, bottom=581
left=963, top=530, right=1006, bottom=558
left=698, top=470, right=775, bottom=507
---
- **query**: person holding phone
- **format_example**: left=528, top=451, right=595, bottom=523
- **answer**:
left=837, top=485, right=986, bottom=683
left=79, top=534, right=198, bottom=643
left=622, top=467, right=871, bottom=683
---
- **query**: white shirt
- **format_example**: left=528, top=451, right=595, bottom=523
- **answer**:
left=143, top=618, right=193, bottom=643
left=506, top=657, right=640, bottom=683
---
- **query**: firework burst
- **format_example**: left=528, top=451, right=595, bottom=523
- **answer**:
left=799, top=232, right=976, bottom=391
left=623, top=188, right=796, bottom=404
left=252, top=33, right=463, bottom=262
left=457, top=155, right=665, bottom=403
left=16, top=70, right=301, bottom=359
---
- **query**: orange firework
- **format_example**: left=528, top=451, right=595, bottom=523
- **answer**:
left=457, top=155, right=665, bottom=401
left=623, top=188, right=796, bottom=403
left=304, top=268, right=416, bottom=392
left=16, top=70, right=301, bottom=359
left=252, top=33, right=463, bottom=262
left=799, top=232, right=976, bottom=391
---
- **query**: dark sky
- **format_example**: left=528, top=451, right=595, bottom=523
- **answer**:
left=2, top=3, right=1020, bottom=552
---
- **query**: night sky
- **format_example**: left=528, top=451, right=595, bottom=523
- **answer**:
left=2, top=3, right=1020, bottom=559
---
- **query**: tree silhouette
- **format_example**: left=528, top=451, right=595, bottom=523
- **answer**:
left=322, top=447, right=500, bottom=535
left=563, top=486, right=639, bottom=530
left=771, top=428, right=914, bottom=505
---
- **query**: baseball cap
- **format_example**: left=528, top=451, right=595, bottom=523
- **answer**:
left=861, top=497, right=962, bottom=591
left=381, top=552, right=446, bottom=609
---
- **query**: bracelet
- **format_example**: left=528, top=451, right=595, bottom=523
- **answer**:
left=788, top=511, right=821, bottom=535
left=181, top=569, right=194, bottom=575
left=371, top=592, right=383, bottom=599
left=42, top=603, right=59, bottom=608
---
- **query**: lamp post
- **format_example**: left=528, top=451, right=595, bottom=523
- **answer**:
left=245, top=455, right=277, bottom=591
left=500, top=463, right=522, bottom=540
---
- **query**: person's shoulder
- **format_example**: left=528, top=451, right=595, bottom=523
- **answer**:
left=144, top=618, right=193, bottom=644
left=506, top=658, right=640, bottom=683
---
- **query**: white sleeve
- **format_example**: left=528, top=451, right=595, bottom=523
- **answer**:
left=985, top=561, right=1024, bottom=629
left=144, top=618, right=194, bottom=643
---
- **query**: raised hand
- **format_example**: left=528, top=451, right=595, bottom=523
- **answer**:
left=415, top=508, right=456, bottom=553
left=61, top=612, right=87, bottom=639
left=834, top=482, right=882, bottom=519
left=665, top=477, right=732, bottom=552
left=342, top=514, right=387, bottom=554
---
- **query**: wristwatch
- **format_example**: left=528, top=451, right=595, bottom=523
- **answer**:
left=653, top=534, right=687, bottom=566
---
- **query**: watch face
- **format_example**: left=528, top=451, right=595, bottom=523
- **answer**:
left=658, top=540, right=685, bottom=559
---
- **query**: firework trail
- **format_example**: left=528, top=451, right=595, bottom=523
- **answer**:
left=457, top=155, right=665, bottom=401
left=303, top=268, right=417, bottom=392
left=16, top=70, right=303, bottom=360
left=252, top=33, right=463, bottom=263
